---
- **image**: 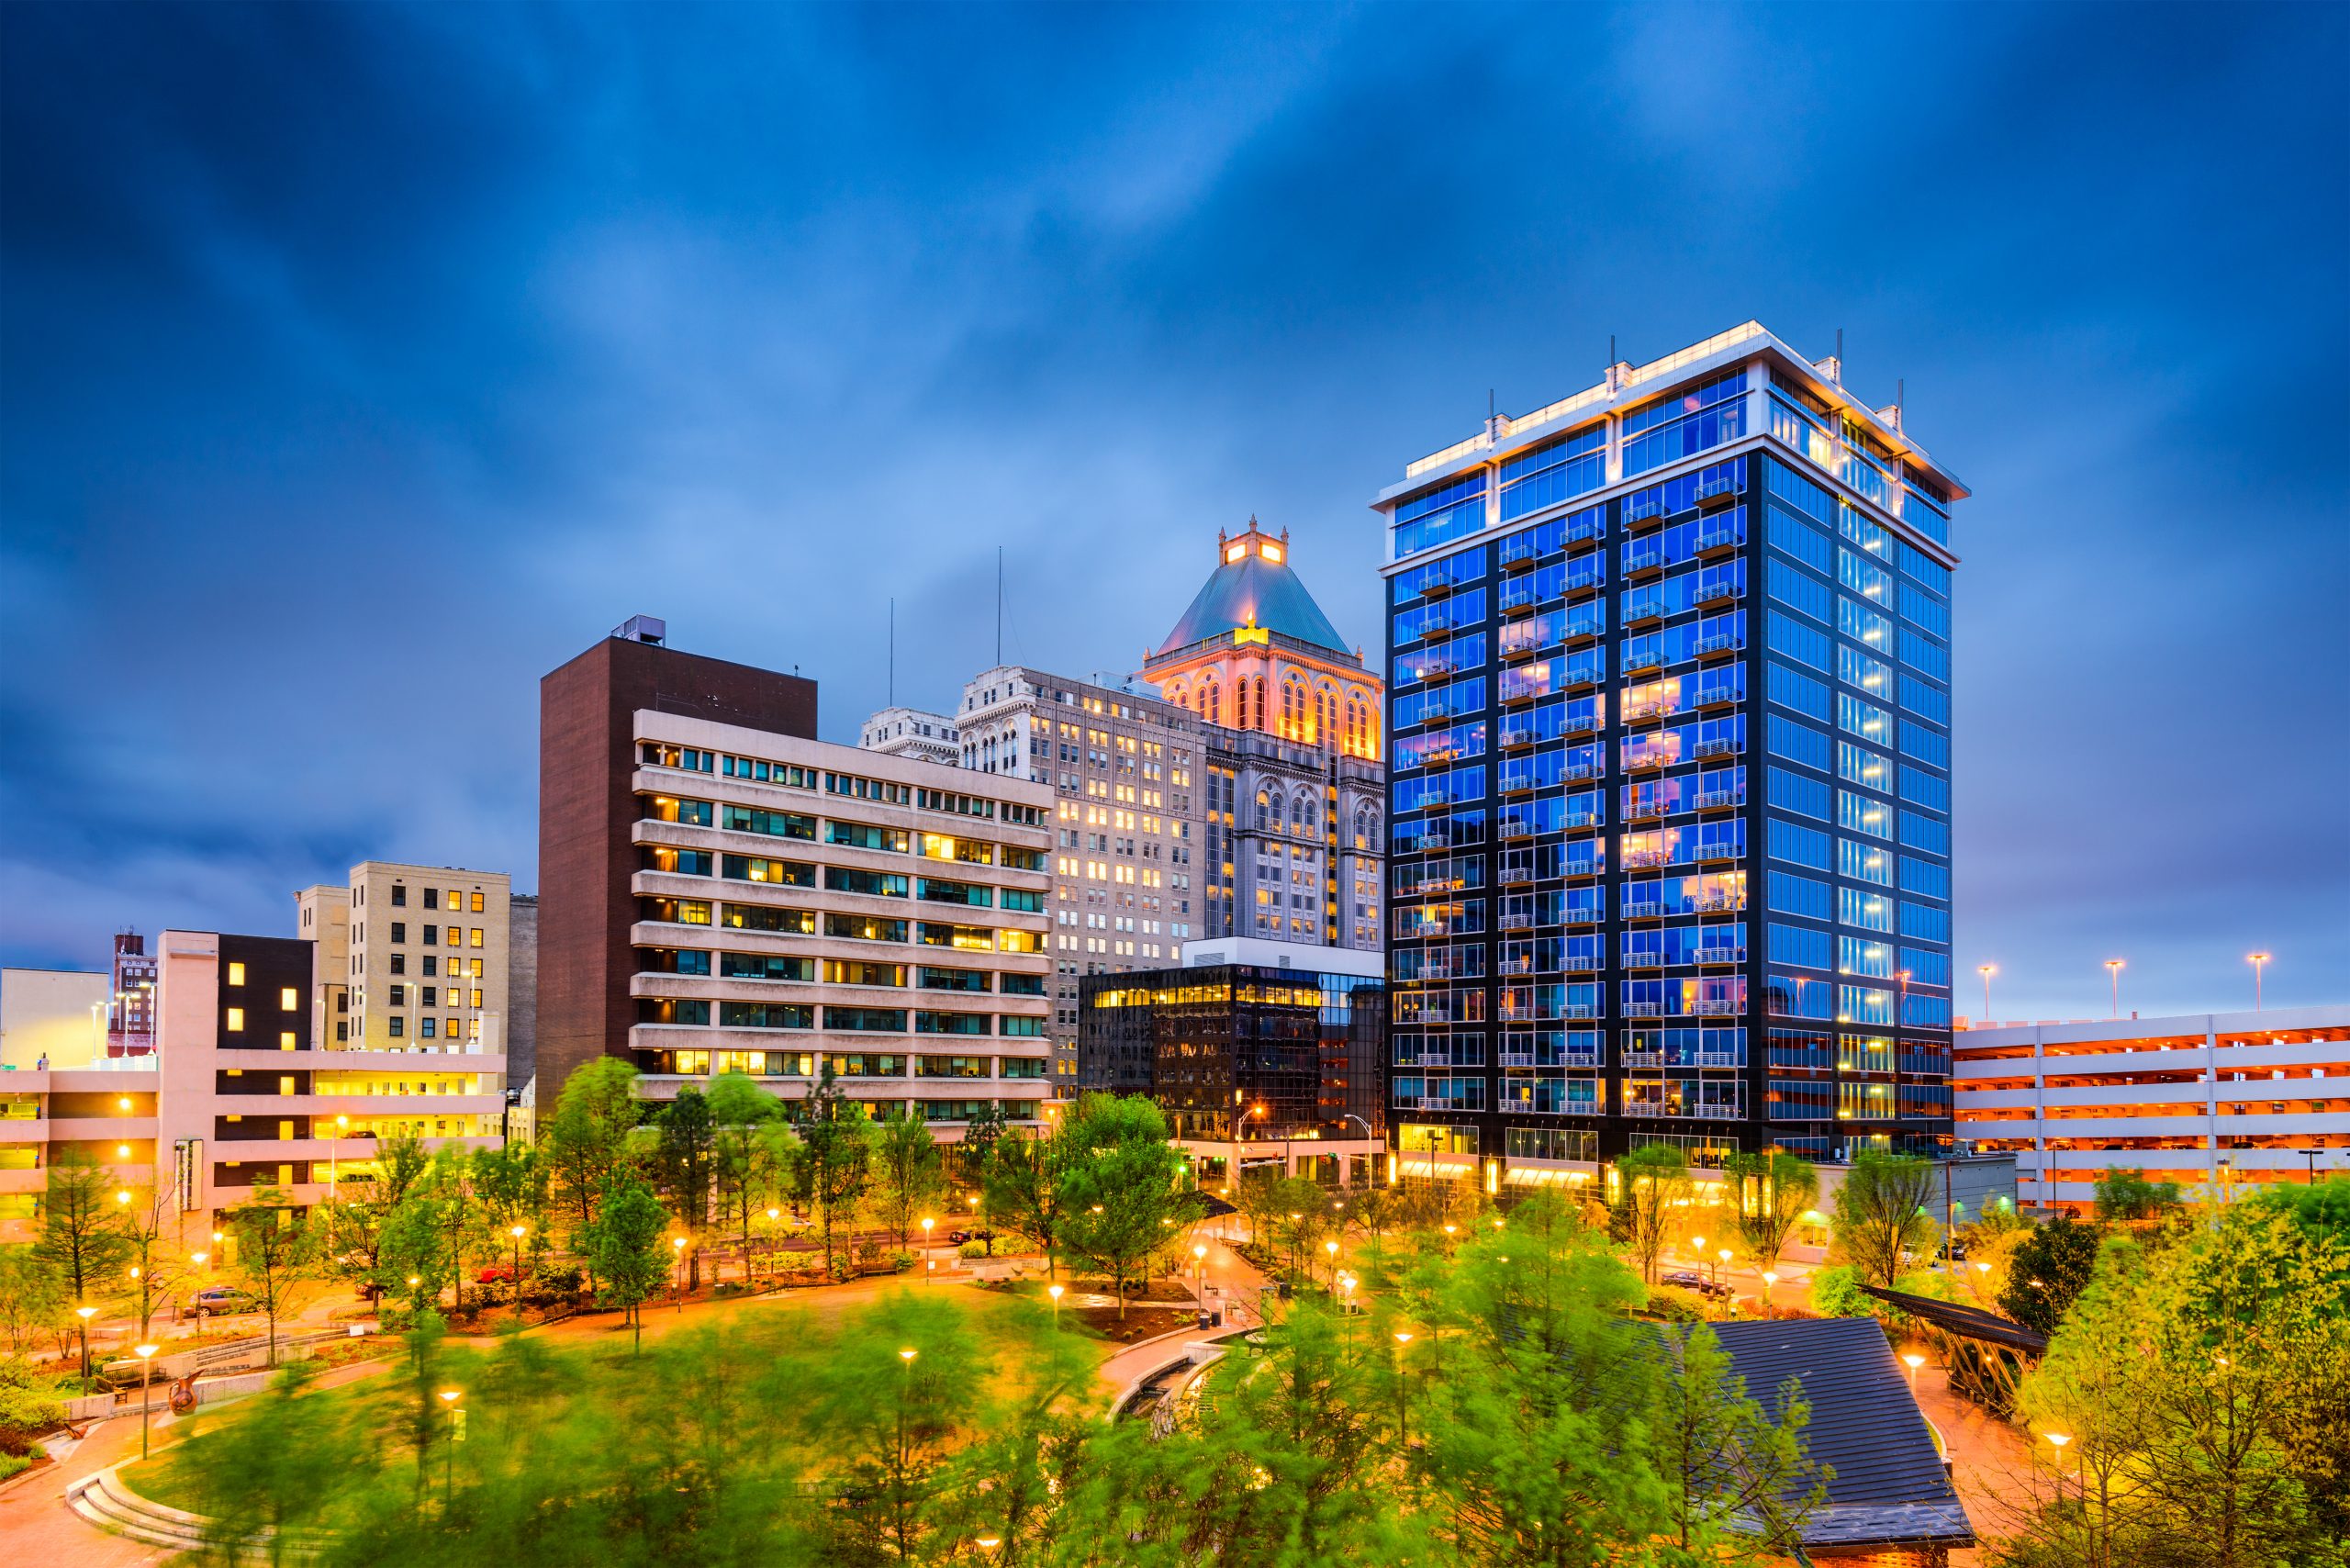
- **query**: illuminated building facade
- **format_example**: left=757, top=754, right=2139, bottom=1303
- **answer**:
left=1957, top=1005, right=2350, bottom=1210
left=1375, top=323, right=1964, bottom=1188
left=1147, top=521, right=1386, bottom=958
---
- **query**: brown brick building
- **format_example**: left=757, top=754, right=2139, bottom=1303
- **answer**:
left=536, top=618, right=818, bottom=1097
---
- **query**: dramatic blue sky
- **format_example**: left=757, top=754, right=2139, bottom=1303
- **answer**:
left=3, top=3, right=2344, bottom=1019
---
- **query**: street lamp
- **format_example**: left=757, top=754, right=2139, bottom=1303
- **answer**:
left=1902, top=1351, right=1925, bottom=1394
left=439, top=1389, right=464, bottom=1499
left=74, top=1305, right=96, bottom=1390
left=1761, top=1271, right=1777, bottom=1320
left=1324, top=1238, right=1340, bottom=1288
left=1047, top=1282, right=1063, bottom=1330
left=1716, top=1247, right=1732, bottom=1291
left=135, top=1343, right=159, bottom=1459
left=509, top=1225, right=527, bottom=1310
left=921, top=1216, right=935, bottom=1284
left=766, top=1208, right=781, bottom=1282
left=672, top=1236, right=687, bottom=1313
left=331, top=1113, right=349, bottom=1200
left=2104, top=959, right=2125, bottom=1020
left=2248, top=952, right=2271, bottom=1012
left=2042, top=1431, right=2072, bottom=1498
left=1192, top=1243, right=1208, bottom=1307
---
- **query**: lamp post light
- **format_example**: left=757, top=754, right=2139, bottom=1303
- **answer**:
left=74, top=1305, right=96, bottom=1391
left=1324, top=1238, right=1340, bottom=1289
left=766, top=1208, right=781, bottom=1282
left=439, top=1389, right=464, bottom=1499
left=135, top=1343, right=159, bottom=1458
left=1977, top=963, right=1996, bottom=1023
left=2104, top=959, right=2125, bottom=1020
left=1047, top=1282, right=1063, bottom=1331
left=1716, top=1248, right=1732, bottom=1300
left=672, top=1236, right=687, bottom=1313
left=1761, top=1270, right=1777, bottom=1320
left=1192, top=1243, right=1208, bottom=1308
left=1902, top=1351, right=1925, bottom=1394
left=2248, top=952, right=2271, bottom=1012
left=2042, top=1431, right=2072, bottom=1499
left=509, top=1225, right=527, bottom=1310
left=921, top=1216, right=935, bottom=1284
left=331, top=1113, right=349, bottom=1201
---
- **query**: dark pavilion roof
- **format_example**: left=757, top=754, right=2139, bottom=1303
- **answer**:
left=1711, top=1315, right=1975, bottom=1553
left=1861, top=1286, right=2049, bottom=1354
left=1150, top=521, right=1355, bottom=664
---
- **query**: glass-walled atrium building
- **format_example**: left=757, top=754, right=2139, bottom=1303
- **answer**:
left=1375, top=322, right=1964, bottom=1188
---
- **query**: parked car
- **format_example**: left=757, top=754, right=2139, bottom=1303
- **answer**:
left=188, top=1286, right=260, bottom=1315
left=946, top=1229, right=996, bottom=1246
left=1658, top=1271, right=1733, bottom=1301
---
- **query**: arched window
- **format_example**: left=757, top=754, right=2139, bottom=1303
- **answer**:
left=1256, top=790, right=1272, bottom=832
left=1294, top=791, right=1316, bottom=834
left=1251, top=677, right=1267, bottom=732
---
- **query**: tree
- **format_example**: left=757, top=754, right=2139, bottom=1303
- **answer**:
left=585, top=1169, right=668, bottom=1354
left=1615, top=1143, right=1692, bottom=1284
left=1649, top=1323, right=1826, bottom=1561
left=115, top=1179, right=189, bottom=1344
left=983, top=1125, right=1070, bottom=1278
left=1722, top=1151, right=1818, bottom=1276
left=543, top=1057, right=640, bottom=1246
left=871, top=1113, right=946, bottom=1249
left=32, top=1148, right=129, bottom=1385
left=954, top=1100, right=1012, bottom=1191
left=706, top=1070, right=787, bottom=1278
left=2092, top=1167, right=2183, bottom=1229
left=1998, top=1212, right=2101, bottom=1338
left=1830, top=1150, right=1940, bottom=1289
left=421, top=1147, right=493, bottom=1313
left=321, top=1134, right=430, bottom=1297
left=2010, top=1202, right=2350, bottom=1568
left=1231, top=1165, right=1291, bottom=1261
left=791, top=1067, right=876, bottom=1280
left=651, top=1089, right=718, bottom=1290
left=225, top=1189, right=317, bottom=1367
left=473, top=1142, right=551, bottom=1306
left=0, top=1249, right=64, bottom=1357
left=1057, top=1096, right=1201, bottom=1317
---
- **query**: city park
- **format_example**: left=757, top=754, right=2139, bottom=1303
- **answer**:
left=0, top=1062, right=2344, bottom=1567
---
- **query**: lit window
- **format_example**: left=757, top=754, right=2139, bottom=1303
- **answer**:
left=226, top=1008, right=245, bottom=1032
left=279, top=1032, right=297, bottom=1051
left=280, top=987, right=298, bottom=1011
left=227, top=962, right=246, bottom=986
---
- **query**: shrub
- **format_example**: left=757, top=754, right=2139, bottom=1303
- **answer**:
left=0, top=1447, right=38, bottom=1482
left=957, top=1239, right=989, bottom=1260
left=0, top=1383, right=66, bottom=1456
left=1641, top=1285, right=1711, bottom=1324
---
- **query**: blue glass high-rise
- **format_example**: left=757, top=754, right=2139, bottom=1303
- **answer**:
left=1376, top=324, right=1962, bottom=1182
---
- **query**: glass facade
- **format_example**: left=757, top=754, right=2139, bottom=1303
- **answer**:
left=1078, top=964, right=1386, bottom=1141
left=1382, top=342, right=1956, bottom=1166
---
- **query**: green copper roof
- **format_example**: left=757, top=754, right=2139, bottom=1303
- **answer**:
left=1152, top=527, right=1353, bottom=661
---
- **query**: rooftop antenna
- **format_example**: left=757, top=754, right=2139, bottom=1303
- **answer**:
left=888, top=598, right=895, bottom=708
left=995, top=545, right=1003, bottom=666
left=1837, top=327, right=1844, bottom=364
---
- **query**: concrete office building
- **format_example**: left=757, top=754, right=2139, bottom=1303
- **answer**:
left=543, top=622, right=1057, bottom=1130
left=626, top=719, right=1057, bottom=1127
left=296, top=862, right=516, bottom=1057
left=1375, top=322, right=1964, bottom=1194
left=1956, top=1005, right=2350, bottom=1210
left=538, top=616, right=819, bottom=1095
left=0, top=927, right=507, bottom=1245
left=860, top=705, right=962, bottom=767
left=939, top=666, right=1203, bottom=1092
